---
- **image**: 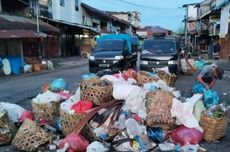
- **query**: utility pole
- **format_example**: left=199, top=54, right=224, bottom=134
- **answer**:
left=36, top=1, right=42, bottom=59
left=36, top=1, right=40, bottom=34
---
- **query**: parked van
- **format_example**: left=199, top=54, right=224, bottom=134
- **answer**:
left=139, top=35, right=180, bottom=74
left=89, top=34, right=138, bottom=73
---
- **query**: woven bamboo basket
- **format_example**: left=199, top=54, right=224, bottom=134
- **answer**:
left=12, top=119, right=51, bottom=151
left=200, top=112, right=228, bottom=141
left=32, top=101, right=60, bottom=125
left=80, top=79, right=113, bottom=105
left=0, top=110, right=17, bottom=146
left=136, top=71, right=159, bottom=86
left=145, top=91, right=175, bottom=131
left=157, top=70, right=177, bottom=87
left=60, top=109, right=100, bottom=142
left=60, top=109, right=86, bottom=135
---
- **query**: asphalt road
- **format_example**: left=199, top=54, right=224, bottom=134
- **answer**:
left=0, top=64, right=229, bottom=151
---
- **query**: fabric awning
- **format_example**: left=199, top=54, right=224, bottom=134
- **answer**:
left=0, top=14, right=59, bottom=34
left=0, top=30, right=45, bottom=38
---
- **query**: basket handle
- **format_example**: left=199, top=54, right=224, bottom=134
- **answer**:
left=74, top=100, right=124, bottom=134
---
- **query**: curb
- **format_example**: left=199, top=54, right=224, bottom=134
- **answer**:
left=0, top=62, right=88, bottom=82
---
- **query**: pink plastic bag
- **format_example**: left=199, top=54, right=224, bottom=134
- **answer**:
left=58, top=133, right=89, bottom=152
left=71, top=100, right=93, bottom=113
left=170, top=125, right=203, bottom=146
left=19, top=111, right=34, bottom=123
left=123, top=69, right=136, bottom=79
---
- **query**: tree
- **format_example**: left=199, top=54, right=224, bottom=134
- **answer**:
left=175, top=24, right=185, bottom=35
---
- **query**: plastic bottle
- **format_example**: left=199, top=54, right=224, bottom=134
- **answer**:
left=125, top=118, right=140, bottom=138
left=115, top=114, right=126, bottom=129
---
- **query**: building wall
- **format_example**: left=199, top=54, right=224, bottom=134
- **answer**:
left=188, top=5, right=197, bottom=20
left=50, top=0, right=83, bottom=24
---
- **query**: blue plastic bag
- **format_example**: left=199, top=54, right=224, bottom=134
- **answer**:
left=147, top=127, right=165, bottom=143
left=204, top=90, right=220, bottom=109
left=192, top=83, right=206, bottom=94
left=50, top=78, right=67, bottom=91
left=8, top=57, right=23, bottom=75
left=81, top=73, right=97, bottom=80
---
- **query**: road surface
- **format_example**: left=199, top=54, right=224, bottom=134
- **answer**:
left=0, top=64, right=229, bottom=151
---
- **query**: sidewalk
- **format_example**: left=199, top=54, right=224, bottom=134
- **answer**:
left=0, top=56, right=89, bottom=82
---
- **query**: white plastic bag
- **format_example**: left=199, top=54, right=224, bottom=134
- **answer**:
left=86, top=141, right=109, bottom=152
left=113, top=83, right=146, bottom=113
left=32, top=91, right=61, bottom=104
left=0, top=102, right=26, bottom=122
left=171, top=94, right=203, bottom=128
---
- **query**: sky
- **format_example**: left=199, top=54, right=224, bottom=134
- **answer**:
left=82, top=0, right=202, bottom=31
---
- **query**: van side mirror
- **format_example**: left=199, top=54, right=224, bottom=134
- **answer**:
left=122, top=47, right=129, bottom=56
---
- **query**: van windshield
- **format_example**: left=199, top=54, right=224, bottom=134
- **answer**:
left=94, top=40, right=124, bottom=52
left=143, top=40, right=176, bottom=54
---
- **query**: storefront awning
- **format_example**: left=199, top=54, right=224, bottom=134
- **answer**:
left=0, top=30, right=45, bottom=39
left=0, top=14, right=59, bottom=34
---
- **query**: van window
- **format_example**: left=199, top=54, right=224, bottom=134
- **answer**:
left=143, top=40, right=176, bottom=53
left=95, top=40, right=124, bottom=52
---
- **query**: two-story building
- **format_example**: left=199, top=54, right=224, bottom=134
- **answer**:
left=183, top=0, right=230, bottom=59
left=0, top=0, right=59, bottom=60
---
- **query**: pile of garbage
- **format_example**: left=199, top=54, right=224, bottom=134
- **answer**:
left=0, top=56, right=53, bottom=76
left=0, top=69, right=229, bottom=152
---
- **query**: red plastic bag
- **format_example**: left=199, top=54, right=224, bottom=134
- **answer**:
left=58, top=133, right=89, bottom=152
left=19, top=111, right=34, bottom=123
left=71, top=100, right=93, bottom=113
left=170, top=125, right=203, bottom=146
left=123, top=69, right=136, bottom=79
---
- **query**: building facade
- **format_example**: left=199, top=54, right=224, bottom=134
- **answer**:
left=183, top=0, right=230, bottom=59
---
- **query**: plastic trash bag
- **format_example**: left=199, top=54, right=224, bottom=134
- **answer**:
left=158, top=142, right=176, bottom=151
left=171, top=94, right=203, bottom=128
left=50, top=78, right=67, bottom=91
left=193, top=100, right=206, bottom=121
left=194, top=60, right=205, bottom=70
left=147, top=127, right=165, bottom=143
left=204, top=90, right=220, bottom=109
left=71, top=100, right=93, bottom=113
left=170, top=125, right=203, bottom=146
left=0, top=102, right=32, bottom=123
left=113, top=83, right=147, bottom=114
left=19, top=111, right=34, bottom=123
left=86, top=141, right=109, bottom=152
left=58, top=133, right=89, bottom=152
left=82, top=73, right=97, bottom=80
left=8, top=57, right=23, bottom=75
left=123, top=69, right=136, bottom=79
left=192, top=83, right=206, bottom=94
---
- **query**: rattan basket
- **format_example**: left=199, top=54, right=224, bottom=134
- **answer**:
left=12, top=119, right=51, bottom=151
left=157, top=70, right=177, bottom=87
left=145, top=91, right=175, bottom=131
left=32, top=101, right=60, bottom=125
left=0, top=110, right=17, bottom=146
left=200, top=112, right=228, bottom=141
left=60, top=109, right=86, bottom=135
left=136, top=71, right=158, bottom=86
left=60, top=109, right=99, bottom=142
left=80, top=79, right=113, bottom=105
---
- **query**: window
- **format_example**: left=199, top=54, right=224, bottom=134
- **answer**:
left=60, top=0, right=65, bottom=7
left=75, top=0, right=79, bottom=11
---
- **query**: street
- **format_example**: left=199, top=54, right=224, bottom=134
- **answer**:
left=0, top=63, right=229, bottom=151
